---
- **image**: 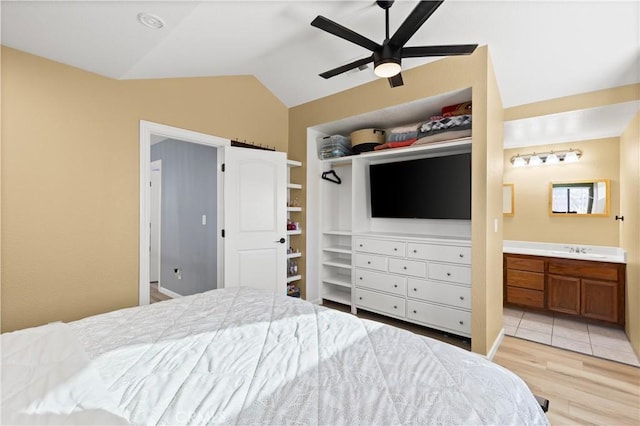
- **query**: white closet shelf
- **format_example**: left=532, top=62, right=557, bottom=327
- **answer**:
left=323, top=278, right=352, bottom=289
left=322, top=289, right=351, bottom=306
left=287, top=159, right=302, bottom=167
left=323, top=230, right=352, bottom=236
left=287, top=229, right=302, bottom=235
left=287, top=183, right=302, bottom=190
left=323, top=258, right=352, bottom=269
left=287, top=252, right=302, bottom=259
left=287, top=207, right=302, bottom=212
left=323, top=245, right=352, bottom=254
left=287, top=275, right=302, bottom=283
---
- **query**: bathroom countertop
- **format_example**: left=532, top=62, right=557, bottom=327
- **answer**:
left=503, top=240, right=626, bottom=264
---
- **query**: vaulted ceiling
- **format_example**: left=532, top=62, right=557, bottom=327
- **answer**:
left=2, top=1, right=639, bottom=145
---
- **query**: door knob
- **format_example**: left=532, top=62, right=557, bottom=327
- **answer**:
left=276, top=237, right=286, bottom=244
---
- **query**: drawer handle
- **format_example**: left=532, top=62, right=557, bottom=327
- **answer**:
left=413, top=288, right=417, bottom=292
left=459, top=296, right=465, bottom=300
left=359, top=244, right=363, bottom=247
left=413, top=310, right=417, bottom=314
left=459, top=320, right=464, bottom=325
left=359, top=277, right=363, bottom=280
left=446, top=272, right=451, bottom=276
left=394, top=248, right=398, bottom=251
left=413, top=249, right=417, bottom=253
left=403, top=266, right=407, bottom=270
left=359, top=296, right=363, bottom=300
left=393, top=284, right=398, bottom=288
left=459, top=253, right=464, bottom=258
left=367, top=261, right=371, bottom=264
left=393, top=305, right=397, bottom=309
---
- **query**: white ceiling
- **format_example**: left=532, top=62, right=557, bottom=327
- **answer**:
left=2, top=1, right=639, bottom=146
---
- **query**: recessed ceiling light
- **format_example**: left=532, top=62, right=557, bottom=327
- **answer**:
left=137, top=12, right=165, bottom=29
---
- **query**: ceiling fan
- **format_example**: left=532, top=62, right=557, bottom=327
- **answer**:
left=311, top=0, right=477, bottom=87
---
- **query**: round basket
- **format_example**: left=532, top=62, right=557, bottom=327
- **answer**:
left=350, top=128, right=385, bottom=153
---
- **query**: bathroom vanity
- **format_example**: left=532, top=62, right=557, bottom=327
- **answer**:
left=503, top=241, right=626, bottom=326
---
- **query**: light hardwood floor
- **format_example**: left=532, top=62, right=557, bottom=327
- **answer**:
left=150, top=282, right=172, bottom=304
left=494, top=336, right=639, bottom=425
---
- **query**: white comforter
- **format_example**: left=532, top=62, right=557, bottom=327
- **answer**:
left=3, top=287, right=548, bottom=425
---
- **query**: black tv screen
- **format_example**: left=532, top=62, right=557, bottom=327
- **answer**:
left=369, top=153, right=471, bottom=220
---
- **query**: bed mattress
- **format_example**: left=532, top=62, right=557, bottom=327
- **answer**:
left=3, top=287, right=548, bottom=425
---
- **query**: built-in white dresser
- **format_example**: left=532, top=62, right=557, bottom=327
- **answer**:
left=354, top=234, right=472, bottom=337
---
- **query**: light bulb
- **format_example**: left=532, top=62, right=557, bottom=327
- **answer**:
left=564, top=151, right=579, bottom=163
left=513, top=156, right=527, bottom=167
left=529, top=155, right=543, bottom=166
left=546, top=153, right=559, bottom=164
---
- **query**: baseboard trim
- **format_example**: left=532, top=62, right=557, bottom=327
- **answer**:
left=485, top=328, right=505, bottom=360
left=158, top=286, right=182, bottom=299
left=308, top=298, right=322, bottom=305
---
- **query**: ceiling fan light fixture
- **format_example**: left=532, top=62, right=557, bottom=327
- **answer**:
left=374, top=60, right=401, bottom=78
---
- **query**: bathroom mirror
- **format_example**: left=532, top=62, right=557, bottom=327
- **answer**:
left=549, top=179, right=610, bottom=216
left=503, top=184, right=514, bottom=216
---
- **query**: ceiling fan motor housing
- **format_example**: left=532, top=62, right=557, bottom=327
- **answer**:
left=374, top=44, right=402, bottom=69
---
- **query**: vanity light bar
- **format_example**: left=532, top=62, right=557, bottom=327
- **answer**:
left=510, top=149, right=582, bottom=167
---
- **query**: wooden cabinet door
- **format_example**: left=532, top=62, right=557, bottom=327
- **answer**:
left=548, top=275, right=580, bottom=315
left=581, top=279, right=618, bottom=323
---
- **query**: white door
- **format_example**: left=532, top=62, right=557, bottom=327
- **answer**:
left=224, top=147, right=287, bottom=294
left=150, top=160, right=162, bottom=283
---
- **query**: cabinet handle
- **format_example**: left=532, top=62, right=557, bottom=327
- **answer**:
left=394, top=248, right=398, bottom=251
left=459, top=253, right=464, bottom=258
left=359, top=277, right=363, bottom=280
left=446, top=272, right=451, bottom=276
left=359, top=296, right=363, bottom=300
left=393, top=305, right=397, bottom=309
left=403, top=266, right=407, bottom=270
left=459, top=296, right=465, bottom=300
left=413, top=249, right=417, bottom=253
left=359, top=244, right=363, bottom=247
left=367, top=261, right=371, bottom=264
left=394, top=284, right=398, bottom=288
left=459, top=320, right=464, bottom=325
left=413, top=288, right=417, bottom=292
left=413, top=310, right=417, bottom=314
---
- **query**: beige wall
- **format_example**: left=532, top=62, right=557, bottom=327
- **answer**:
left=503, top=138, right=620, bottom=246
left=290, top=46, right=503, bottom=355
left=620, top=112, right=640, bottom=355
left=1, top=47, right=288, bottom=332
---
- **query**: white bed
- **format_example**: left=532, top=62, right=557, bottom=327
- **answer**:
left=2, top=287, right=548, bottom=425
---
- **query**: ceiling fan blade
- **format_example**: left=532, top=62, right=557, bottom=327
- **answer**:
left=388, top=72, right=404, bottom=88
left=402, top=44, right=478, bottom=58
left=311, top=15, right=380, bottom=52
left=389, top=1, right=444, bottom=48
left=319, top=55, right=375, bottom=79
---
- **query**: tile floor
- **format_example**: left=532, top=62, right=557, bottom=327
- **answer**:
left=504, top=307, right=640, bottom=367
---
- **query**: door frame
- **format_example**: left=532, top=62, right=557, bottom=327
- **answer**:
left=150, top=159, right=162, bottom=286
left=139, top=120, right=229, bottom=305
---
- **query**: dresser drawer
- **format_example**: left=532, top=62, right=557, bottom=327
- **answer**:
left=407, top=278, right=471, bottom=309
left=354, top=253, right=388, bottom=272
left=506, top=270, right=544, bottom=290
left=388, top=258, right=427, bottom=278
left=356, top=288, right=406, bottom=317
left=428, top=263, right=471, bottom=285
left=407, top=300, right=471, bottom=336
left=407, top=243, right=471, bottom=265
left=505, top=255, right=544, bottom=273
left=354, top=238, right=405, bottom=257
left=355, top=269, right=406, bottom=296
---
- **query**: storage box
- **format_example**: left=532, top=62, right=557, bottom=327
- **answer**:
left=350, top=128, right=385, bottom=153
left=317, top=135, right=352, bottom=159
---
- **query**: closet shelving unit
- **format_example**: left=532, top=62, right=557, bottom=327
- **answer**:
left=287, top=159, right=303, bottom=285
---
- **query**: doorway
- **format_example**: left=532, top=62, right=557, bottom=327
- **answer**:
left=139, top=121, right=228, bottom=305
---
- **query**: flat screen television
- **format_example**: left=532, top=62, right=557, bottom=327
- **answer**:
left=369, top=153, right=471, bottom=220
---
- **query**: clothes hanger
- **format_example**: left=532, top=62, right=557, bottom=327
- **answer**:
left=321, top=170, right=341, bottom=184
